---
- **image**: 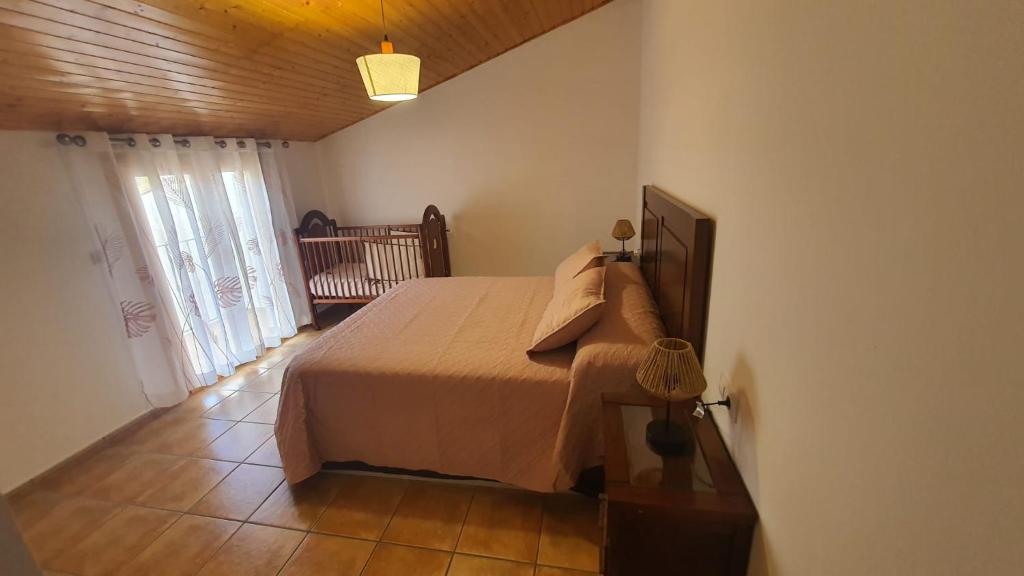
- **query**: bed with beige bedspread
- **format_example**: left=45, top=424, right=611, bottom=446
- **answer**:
left=275, top=263, right=664, bottom=492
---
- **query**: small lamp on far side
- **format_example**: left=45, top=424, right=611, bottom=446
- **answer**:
left=611, top=219, right=635, bottom=262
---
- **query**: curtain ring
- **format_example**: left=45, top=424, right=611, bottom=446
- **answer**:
left=176, top=138, right=191, bottom=148
left=237, top=140, right=247, bottom=149
left=282, top=141, right=290, bottom=148
left=56, top=133, right=73, bottom=145
left=215, top=139, right=227, bottom=149
left=72, top=135, right=87, bottom=147
left=149, top=138, right=162, bottom=148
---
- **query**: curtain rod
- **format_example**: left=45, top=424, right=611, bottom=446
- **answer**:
left=56, top=133, right=290, bottom=149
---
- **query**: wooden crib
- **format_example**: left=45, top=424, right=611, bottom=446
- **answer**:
left=295, top=205, right=451, bottom=329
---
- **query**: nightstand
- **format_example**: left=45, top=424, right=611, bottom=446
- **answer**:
left=603, top=251, right=636, bottom=264
left=601, top=390, right=757, bottom=576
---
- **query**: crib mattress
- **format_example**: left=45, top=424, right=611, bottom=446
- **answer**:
left=308, top=262, right=378, bottom=299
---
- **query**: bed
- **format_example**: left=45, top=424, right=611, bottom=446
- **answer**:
left=294, top=205, right=451, bottom=329
left=277, top=186, right=714, bottom=491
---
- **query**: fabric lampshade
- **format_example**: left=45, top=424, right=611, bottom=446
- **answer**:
left=636, top=338, right=707, bottom=401
left=612, top=219, right=635, bottom=241
left=356, top=41, right=421, bottom=102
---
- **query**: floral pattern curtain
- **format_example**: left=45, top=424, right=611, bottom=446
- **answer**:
left=257, top=143, right=312, bottom=328
left=112, top=135, right=298, bottom=384
left=57, top=133, right=198, bottom=406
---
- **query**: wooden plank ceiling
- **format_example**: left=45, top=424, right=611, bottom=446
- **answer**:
left=0, top=0, right=610, bottom=140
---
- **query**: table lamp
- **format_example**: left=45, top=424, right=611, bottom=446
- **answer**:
left=611, top=219, right=635, bottom=262
left=635, top=338, right=707, bottom=455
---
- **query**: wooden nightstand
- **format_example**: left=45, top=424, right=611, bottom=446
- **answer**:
left=603, top=251, right=636, bottom=264
left=601, top=390, right=757, bottom=576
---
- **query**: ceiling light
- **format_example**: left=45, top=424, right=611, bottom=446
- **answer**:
left=357, top=1, right=420, bottom=102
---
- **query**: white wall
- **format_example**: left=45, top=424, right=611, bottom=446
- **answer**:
left=315, top=0, right=642, bottom=276
left=0, top=131, right=149, bottom=492
left=278, top=141, right=328, bottom=219
left=0, top=132, right=324, bottom=492
left=637, top=1, right=1024, bottom=574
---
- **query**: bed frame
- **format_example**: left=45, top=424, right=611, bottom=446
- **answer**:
left=295, top=205, right=451, bottom=329
left=317, top=186, right=716, bottom=488
left=638, top=185, right=714, bottom=362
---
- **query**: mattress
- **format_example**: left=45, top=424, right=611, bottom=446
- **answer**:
left=277, top=275, right=575, bottom=491
left=277, top=265, right=665, bottom=492
left=308, top=262, right=378, bottom=299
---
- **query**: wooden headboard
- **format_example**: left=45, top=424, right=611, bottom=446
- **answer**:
left=639, top=185, right=715, bottom=362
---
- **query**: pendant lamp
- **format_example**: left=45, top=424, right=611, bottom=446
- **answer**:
left=356, top=0, right=420, bottom=102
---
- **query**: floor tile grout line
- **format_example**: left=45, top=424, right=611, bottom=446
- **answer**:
left=451, top=485, right=478, bottom=559
left=191, top=515, right=245, bottom=575
left=202, top=391, right=276, bottom=422
left=375, top=478, right=409, bottom=543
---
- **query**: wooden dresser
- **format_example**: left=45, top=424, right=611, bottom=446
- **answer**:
left=601, top=391, right=758, bottom=576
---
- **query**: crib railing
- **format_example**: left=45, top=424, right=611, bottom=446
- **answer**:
left=295, top=205, right=450, bottom=329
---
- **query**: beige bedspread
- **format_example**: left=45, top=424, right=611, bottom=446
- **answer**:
left=276, top=265, right=664, bottom=492
left=277, top=276, right=576, bottom=491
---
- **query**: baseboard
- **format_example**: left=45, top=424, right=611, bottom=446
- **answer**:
left=3, top=407, right=167, bottom=500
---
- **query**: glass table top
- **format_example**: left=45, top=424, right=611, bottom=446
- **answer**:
left=620, top=404, right=716, bottom=493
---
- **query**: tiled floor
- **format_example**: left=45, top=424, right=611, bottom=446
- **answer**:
left=9, top=327, right=602, bottom=576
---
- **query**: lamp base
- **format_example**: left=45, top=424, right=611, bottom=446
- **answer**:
left=645, top=419, right=694, bottom=456
left=614, top=252, right=632, bottom=262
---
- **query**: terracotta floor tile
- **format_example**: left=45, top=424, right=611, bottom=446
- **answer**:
left=36, top=447, right=134, bottom=497
left=85, top=452, right=188, bottom=503
left=203, top=391, right=275, bottom=421
left=278, top=533, right=375, bottom=576
left=361, top=543, right=451, bottom=576
left=251, top=348, right=294, bottom=372
left=22, top=496, right=123, bottom=564
left=127, top=414, right=235, bottom=455
left=536, top=496, right=601, bottom=572
left=215, top=365, right=263, bottom=389
left=190, top=463, right=285, bottom=521
left=245, top=437, right=283, bottom=468
left=47, top=505, right=180, bottom=575
left=250, top=472, right=339, bottom=530
left=382, top=482, right=473, bottom=551
left=240, top=366, right=284, bottom=393
left=457, top=489, right=542, bottom=562
left=242, top=395, right=280, bottom=424
left=194, top=422, right=275, bottom=462
left=533, top=567, right=598, bottom=576
left=116, top=514, right=240, bottom=576
left=170, top=388, right=236, bottom=416
left=9, top=490, right=67, bottom=533
left=136, top=458, right=238, bottom=511
left=196, top=523, right=303, bottom=576
left=313, top=474, right=407, bottom=540
left=448, top=555, right=535, bottom=576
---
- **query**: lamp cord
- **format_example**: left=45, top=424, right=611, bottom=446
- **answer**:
left=379, top=0, right=388, bottom=40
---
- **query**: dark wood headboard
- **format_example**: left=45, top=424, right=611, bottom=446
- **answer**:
left=639, top=185, right=714, bottom=362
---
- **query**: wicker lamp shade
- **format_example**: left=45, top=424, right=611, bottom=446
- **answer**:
left=611, top=219, right=636, bottom=241
left=636, top=338, right=707, bottom=401
left=356, top=41, right=421, bottom=102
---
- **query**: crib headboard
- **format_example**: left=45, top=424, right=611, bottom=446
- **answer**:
left=296, top=210, right=338, bottom=239
left=421, top=205, right=451, bottom=277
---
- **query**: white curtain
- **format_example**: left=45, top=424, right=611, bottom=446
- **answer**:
left=57, top=133, right=198, bottom=406
left=257, top=143, right=312, bottom=328
left=112, top=135, right=298, bottom=384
